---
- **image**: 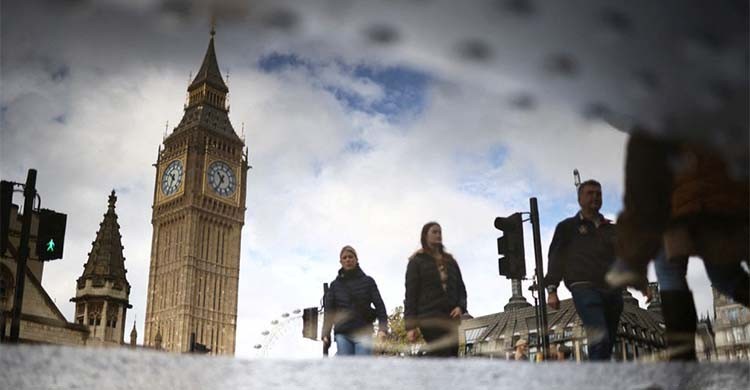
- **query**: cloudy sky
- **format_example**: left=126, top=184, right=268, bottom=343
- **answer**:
left=3, top=0, right=744, bottom=358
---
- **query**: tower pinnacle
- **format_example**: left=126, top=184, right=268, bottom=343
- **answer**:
left=188, top=27, right=227, bottom=94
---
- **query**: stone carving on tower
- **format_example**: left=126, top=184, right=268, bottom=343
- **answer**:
left=144, top=29, right=248, bottom=355
left=71, top=190, right=132, bottom=346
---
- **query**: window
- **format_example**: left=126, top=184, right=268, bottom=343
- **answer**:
left=464, top=326, right=487, bottom=344
left=733, top=327, right=745, bottom=342
left=727, top=308, right=741, bottom=324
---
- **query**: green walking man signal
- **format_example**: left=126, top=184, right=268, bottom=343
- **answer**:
left=36, top=209, right=66, bottom=261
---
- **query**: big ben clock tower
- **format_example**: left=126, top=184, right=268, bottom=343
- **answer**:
left=144, top=29, right=248, bottom=355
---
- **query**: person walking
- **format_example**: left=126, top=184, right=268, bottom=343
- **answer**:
left=322, top=245, right=388, bottom=356
left=606, top=131, right=749, bottom=360
left=404, top=222, right=468, bottom=357
left=544, top=180, right=623, bottom=361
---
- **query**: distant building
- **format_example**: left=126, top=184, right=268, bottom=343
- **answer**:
left=459, top=281, right=665, bottom=361
left=712, top=288, right=750, bottom=361
left=1, top=191, right=131, bottom=346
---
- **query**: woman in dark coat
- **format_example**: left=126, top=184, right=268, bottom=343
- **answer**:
left=404, top=222, right=467, bottom=357
left=322, top=245, right=388, bottom=356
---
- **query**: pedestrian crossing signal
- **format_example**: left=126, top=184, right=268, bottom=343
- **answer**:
left=36, top=209, right=66, bottom=261
left=495, top=212, right=526, bottom=279
left=302, top=307, right=318, bottom=340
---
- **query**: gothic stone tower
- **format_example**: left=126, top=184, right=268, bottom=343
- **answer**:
left=71, top=191, right=132, bottom=346
left=144, top=31, right=248, bottom=355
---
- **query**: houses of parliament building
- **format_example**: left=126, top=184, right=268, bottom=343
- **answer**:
left=0, top=31, right=248, bottom=356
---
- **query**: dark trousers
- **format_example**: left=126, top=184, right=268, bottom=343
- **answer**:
left=570, top=286, right=624, bottom=361
left=420, top=320, right=459, bottom=357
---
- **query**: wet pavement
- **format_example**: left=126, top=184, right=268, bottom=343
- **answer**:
left=1, top=345, right=748, bottom=390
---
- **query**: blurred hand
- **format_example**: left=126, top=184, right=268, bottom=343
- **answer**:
left=643, top=287, right=653, bottom=303
left=450, top=307, right=463, bottom=319
left=377, top=331, right=387, bottom=341
left=407, top=329, right=417, bottom=343
left=548, top=291, right=560, bottom=310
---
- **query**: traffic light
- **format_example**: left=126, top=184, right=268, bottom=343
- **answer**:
left=35, top=209, right=67, bottom=261
left=495, top=212, right=526, bottom=279
left=1, top=181, right=12, bottom=257
left=302, top=307, right=318, bottom=340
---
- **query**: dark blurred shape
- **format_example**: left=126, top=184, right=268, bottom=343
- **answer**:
left=501, top=0, right=536, bottom=17
left=704, top=79, right=734, bottom=108
left=161, top=0, right=192, bottom=19
left=263, top=8, right=298, bottom=31
left=633, top=69, right=660, bottom=92
left=685, top=30, right=727, bottom=54
left=509, top=93, right=536, bottom=111
left=599, top=7, right=633, bottom=35
left=544, top=53, right=578, bottom=77
left=365, top=24, right=398, bottom=45
left=582, top=102, right=611, bottom=122
left=458, top=39, right=492, bottom=62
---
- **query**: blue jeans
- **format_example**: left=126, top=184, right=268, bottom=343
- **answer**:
left=655, top=251, right=748, bottom=299
left=570, top=286, right=623, bottom=361
left=334, top=333, right=373, bottom=356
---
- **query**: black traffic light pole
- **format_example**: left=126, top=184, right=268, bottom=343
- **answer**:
left=322, top=282, right=330, bottom=357
left=530, top=197, right=550, bottom=358
left=9, top=169, right=36, bottom=343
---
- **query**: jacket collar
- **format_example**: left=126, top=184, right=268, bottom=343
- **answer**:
left=337, top=265, right=365, bottom=279
left=576, top=211, right=611, bottom=227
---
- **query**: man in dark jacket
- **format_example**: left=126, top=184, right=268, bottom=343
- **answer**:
left=322, top=245, right=388, bottom=356
left=544, top=180, right=623, bottom=361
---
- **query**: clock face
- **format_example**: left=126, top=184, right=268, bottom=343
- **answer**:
left=161, top=160, right=183, bottom=196
left=207, top=161, right=236, bottom=197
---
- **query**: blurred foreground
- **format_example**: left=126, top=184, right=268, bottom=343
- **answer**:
left=1, top=344, right=748, bottom=390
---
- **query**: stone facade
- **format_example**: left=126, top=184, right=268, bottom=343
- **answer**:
left=144, top=31, right=248, bottom=355
left=70, top=191, right=132, bottom=347
left=1, top=205, right=89, bottom=345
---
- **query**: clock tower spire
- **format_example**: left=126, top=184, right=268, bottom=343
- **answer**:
left=144, top=29, right=248, bottom=355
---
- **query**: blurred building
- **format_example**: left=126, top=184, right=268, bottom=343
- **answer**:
left=711, top=288, right=750, bottom=361
left=695, top=314, right=716, bottom=362
left=459, top=282, right=665, bottom=361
